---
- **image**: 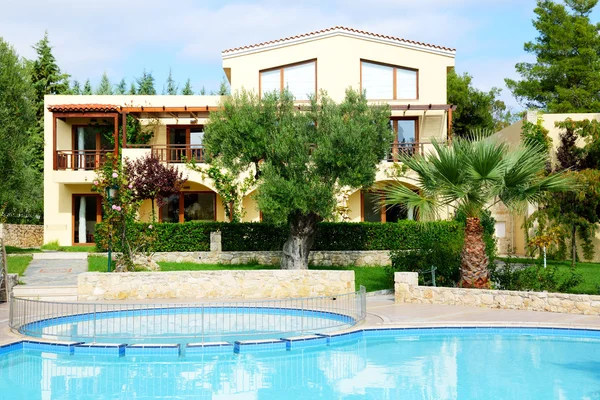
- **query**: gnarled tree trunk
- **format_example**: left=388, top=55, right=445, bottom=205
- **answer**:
left=460, top=217, right=490, bottom=288
left=281, top=212, right=321, bottom=270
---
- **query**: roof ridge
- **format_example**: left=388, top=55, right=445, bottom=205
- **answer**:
left=222, top=26, right=455, bottom=54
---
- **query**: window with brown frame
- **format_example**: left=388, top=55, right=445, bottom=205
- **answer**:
left=388, top=117, right=419, bottom=161
left=361, top=60, right=418, bottom=100
left=260, top=59, right=317, bottom=101
left=159, top=192, right=216, bottom=223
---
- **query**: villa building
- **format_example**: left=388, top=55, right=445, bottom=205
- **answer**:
left=43, top=26, right=456, bottom=246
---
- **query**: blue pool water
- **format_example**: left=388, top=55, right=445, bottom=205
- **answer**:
left=1, top=328, right=599, bottom=399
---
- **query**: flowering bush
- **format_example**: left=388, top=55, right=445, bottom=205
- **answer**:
left=93, top=154, right=156, bottom=272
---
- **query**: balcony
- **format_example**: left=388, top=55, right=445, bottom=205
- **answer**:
left=150, top=145, right=205, bottom=164
left=386, top=142, right=429, bottom=162
left=55, top=150, right=111, bottom=170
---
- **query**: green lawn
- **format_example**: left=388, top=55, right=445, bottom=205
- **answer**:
left=88, top=258, right=393, bottom=292
left=5, top=246, right=41, bottom=254
left=498, top=257, right=600, bottom=295
left=6, top=256, right=32, bottom=276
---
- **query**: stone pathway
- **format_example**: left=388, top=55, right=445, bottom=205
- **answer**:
left=21, top=253, right=88, bottom=286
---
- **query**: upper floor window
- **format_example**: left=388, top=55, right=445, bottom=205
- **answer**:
left=361, top=60, right=418, bottom=100
left=260, top=60, right=316, bottom=101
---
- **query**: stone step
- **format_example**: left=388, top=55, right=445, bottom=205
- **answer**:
left=33, top=252, right=88, bottom=260
left=13, top=285, right=78, bottom=301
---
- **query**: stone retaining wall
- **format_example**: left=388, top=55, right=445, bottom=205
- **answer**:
left=395, top=272, right=600, bottom=315
left=148, top=250, right=391, bottom=267
left=78, top=270, right=355, bottom=300
left=0, top=224, right=43, bottom=248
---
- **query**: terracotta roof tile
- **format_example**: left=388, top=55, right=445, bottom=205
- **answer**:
left=222, top=26, right=455, bottom=54
left=47, top=104, right=121, bottom=113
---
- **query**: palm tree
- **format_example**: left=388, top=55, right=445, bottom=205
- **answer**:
left=382, top=136, right=571, bottom=289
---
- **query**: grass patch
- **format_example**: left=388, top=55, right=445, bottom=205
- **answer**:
left=498, top=257, right=600, bottom=295
left=88, top=255, right=109, bottom=272
left=41, top=240, right=97, bottom=253
left=5, top=246, right=41, bottom=254
left=6, top=256, right=32, bottom=276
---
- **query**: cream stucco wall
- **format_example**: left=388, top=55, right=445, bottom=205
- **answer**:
left=223, top=34, right=454, bottom=104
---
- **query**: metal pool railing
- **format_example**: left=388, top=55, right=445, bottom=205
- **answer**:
left=9, top=286, right=367, bottom=343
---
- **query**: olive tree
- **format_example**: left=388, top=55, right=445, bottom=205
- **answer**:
left=204, top=89, right=393, bottom=269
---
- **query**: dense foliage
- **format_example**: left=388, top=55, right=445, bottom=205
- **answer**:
left=447, top=70, right=517, bottom=137
left=0, top=38, right=43, bottom=223
left=506, top=0, right=600, bottom=112
left=95, top=220, right=465, bottom=252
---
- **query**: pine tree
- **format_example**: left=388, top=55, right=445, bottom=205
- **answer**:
left=136, top=70, right=156, bottom=95
left=128, top=82, right=137, bottom=95
left=115, top=79, right=127, bottom=95
left=29, top=31, right=70, bottom=172
left=217, top=76, right=230, bottom=95
left=164, top=68, right=178, bottom=95
left=506, top=0, right=600, bottom=112
left=199, top=86, right=206, bottom=95
left=82, top=79, right=93, bottom=95
left=181, top=78, right=194, bottom=95
left=96, top=71, right=113, bottom=95
left=70, top=80, right=81, bottom=95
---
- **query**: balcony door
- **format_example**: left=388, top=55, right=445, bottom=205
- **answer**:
left=72, top=126, right=111, bottom=170
left=388, top=118, right=419, bottom=161
left=167, top=126, right=205, bottom=163
left=361, top=190, right=416, bottom=223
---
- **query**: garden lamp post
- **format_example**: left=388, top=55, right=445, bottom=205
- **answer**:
left=106, top=185, right=119, bottom=272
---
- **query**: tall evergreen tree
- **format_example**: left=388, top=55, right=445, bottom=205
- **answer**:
left=96, top=71, right=113, bottom=95
left=128, top=82, right=137, bottom=95
left=136, top=70, right=156, bottom=95
left=70, top=80, right=81, bottom=95
left=115, top=78, right=127, bottom=95
left=181, top=78, right=194, bottom=95
left=163, top=68, right=178, bottom=95
left=199, top=86, right=206, bottom=95
left=29, top=31, right=70, bottom=172
left=506, top=0, right=600, bottom=112
left=82, top=79, right=93, bottom=95
left=0, top=38, right=42, bottom=221
left=212, top=76, right=230, bottom=95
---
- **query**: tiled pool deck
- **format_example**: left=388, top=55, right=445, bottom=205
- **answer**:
left=2, top=294, right=600, bottom=347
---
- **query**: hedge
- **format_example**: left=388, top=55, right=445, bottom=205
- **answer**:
left=95, top=221, right=465, bottom=252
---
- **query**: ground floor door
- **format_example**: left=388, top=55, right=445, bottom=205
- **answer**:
left=72, top=194, right=102, bottom=244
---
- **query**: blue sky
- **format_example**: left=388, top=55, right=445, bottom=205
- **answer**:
left=1, top=0, right=593, bottom=109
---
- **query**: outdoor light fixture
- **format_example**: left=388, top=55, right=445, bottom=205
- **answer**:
left=105, top=184, right=119, bottom=272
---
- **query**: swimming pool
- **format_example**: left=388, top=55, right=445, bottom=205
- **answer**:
left=10, top=289, right=366, bottom=344
left=1, top=327, right=599, bottom=399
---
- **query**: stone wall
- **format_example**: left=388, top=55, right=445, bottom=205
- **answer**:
left=395, top=272, right=600, bottom=315
left=78, top=270, right=355, bottom=300
left=0, top=274, right=18, bottom=302
left=149, top=250, right=391, bottom=267
left=0, top=224, right=43, bottom=248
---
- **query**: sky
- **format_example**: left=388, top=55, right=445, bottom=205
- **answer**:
left=1, top=0, right=593, bottom=110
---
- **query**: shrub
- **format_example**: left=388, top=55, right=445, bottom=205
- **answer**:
left=95, top=220, right=465, bottom=252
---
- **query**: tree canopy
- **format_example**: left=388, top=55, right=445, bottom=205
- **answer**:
left=96, top=72, right=113, bottom=95
left=204, top=89, right=393, bottom=269
left=506, top=0, right=600, bottom=112
left=447, top=69, right=516, bottom=137
left=0, top=38, right=43, bottom=222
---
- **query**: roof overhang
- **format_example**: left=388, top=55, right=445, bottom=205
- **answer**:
left=47, top=105, right=219, bottom=119
left=222, top=26, right=456, bottom=59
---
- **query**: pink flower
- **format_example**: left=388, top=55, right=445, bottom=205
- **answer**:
left=111, top=204, right=117, bottom=210
left=128, top=183, right=133, bottom=189
left=148, top=225, right=153, bottom=229
left=93, top=180, right=99, bottom=186
left=116, top=206, right=122, bottom=212
left=112, top=172, right=118, bottom=178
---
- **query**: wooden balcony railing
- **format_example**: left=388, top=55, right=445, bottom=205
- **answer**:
left=387, top=142, right=428, bottom=162
left=151, top=145, right=205, bottom=164
left=55, top=150, right=110, bottom=170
